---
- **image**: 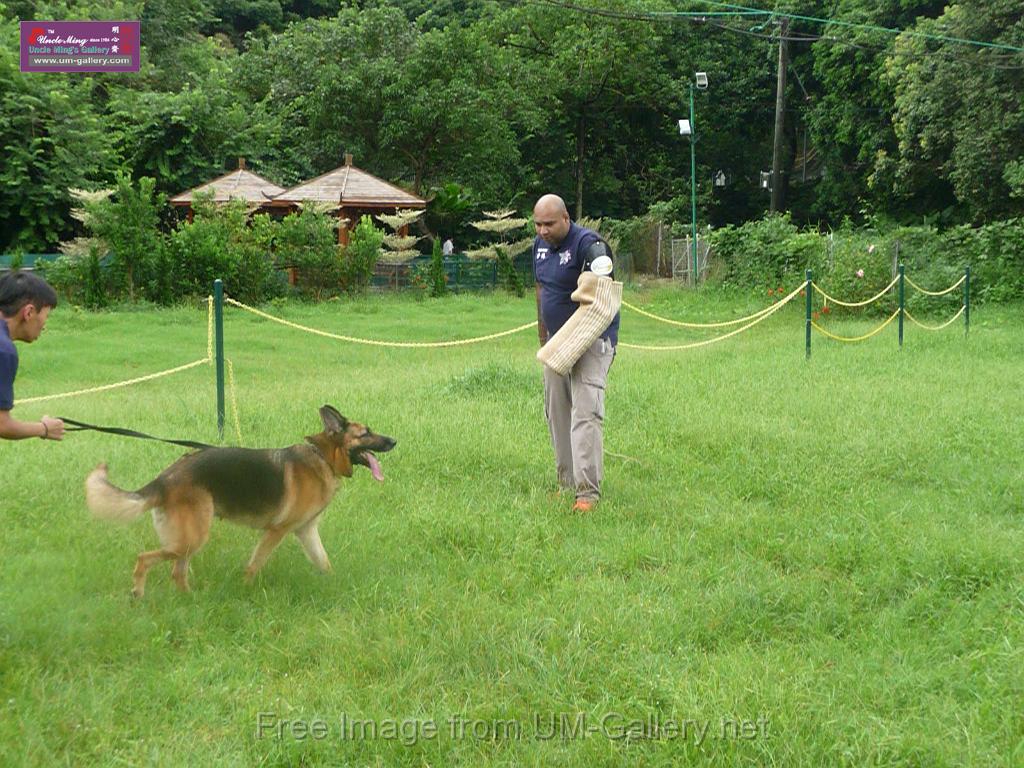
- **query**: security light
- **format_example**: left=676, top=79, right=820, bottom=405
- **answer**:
left=695, top=72, right=709, bottom=90
left=678, top=119, right=692, bottom=136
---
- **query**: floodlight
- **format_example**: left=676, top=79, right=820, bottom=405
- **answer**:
left=695, top=72, right=708, bottom=90
left=678, top=119, right=692, bottom=136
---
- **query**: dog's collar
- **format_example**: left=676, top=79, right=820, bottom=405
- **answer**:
left=304, top=436, right=329, bottom=461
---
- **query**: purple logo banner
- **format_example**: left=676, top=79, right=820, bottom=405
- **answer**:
left=20, top=21, right=140, bottom=73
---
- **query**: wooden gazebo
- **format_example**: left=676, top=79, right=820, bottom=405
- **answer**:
left=169, top=158, right=284, bottom=221
left=266, top=153, right=426, bottom=244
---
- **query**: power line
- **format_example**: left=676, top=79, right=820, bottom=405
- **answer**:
left=520, top=0, right=1024, bottom=69
left=686, top=0, right=1024, bottom=53
left=523, top=0, right=1024, bottom=54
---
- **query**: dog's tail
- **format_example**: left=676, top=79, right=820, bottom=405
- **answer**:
left=85, top=463, right=158, bottom=522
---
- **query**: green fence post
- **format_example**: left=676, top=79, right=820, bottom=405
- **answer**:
left=214, top=279, right=225, bottom=441
left=805, top=270, right=812, bottom=360
left=898, top=263, right=905, bottom=349
left=964, top=265, right=970, bottom=336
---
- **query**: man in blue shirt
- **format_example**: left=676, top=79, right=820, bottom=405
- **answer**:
left=533, top=194, right=619, bottom=512
left=0, top=271, right=64, bottom=441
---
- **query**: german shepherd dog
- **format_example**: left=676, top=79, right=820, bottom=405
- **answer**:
left=85, top=405, right=396, bottom=597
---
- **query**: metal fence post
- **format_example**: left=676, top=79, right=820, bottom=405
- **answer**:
left=964, top=265, right=970, bottom=336
left=898, top=263, right=905, bottom=348
left=214, top=279, right=225, bottom=440
left=805, top=270, right=812, bottom=360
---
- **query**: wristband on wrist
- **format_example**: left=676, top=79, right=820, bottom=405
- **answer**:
left=41, top=421, right=48, bottom=440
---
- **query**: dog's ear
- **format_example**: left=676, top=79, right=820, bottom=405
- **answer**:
left=319, top=405, right=349, bottom=433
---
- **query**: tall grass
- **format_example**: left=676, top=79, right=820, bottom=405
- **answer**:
left=1, top=287, right=1021, bottom=766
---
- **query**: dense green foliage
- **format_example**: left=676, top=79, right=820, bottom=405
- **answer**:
left=342, top=213, right=384, bottom=293
left=709, top=215, right=1024, bottom=307
left=427, top=237, right=447, bottom=298
left=1, top=1, right=1021, bottom=281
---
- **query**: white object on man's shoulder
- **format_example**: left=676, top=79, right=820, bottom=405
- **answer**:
left=589, top=255, right=613, bottom=276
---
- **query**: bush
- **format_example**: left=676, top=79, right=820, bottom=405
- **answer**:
left=816, top=228, right=895, bottom=313
left=166, top=196, right=283, bottom=303
left=276, top=206, right=342, bottom=300
left=40, top=247, right=110, bottom=309
left=709, top=213, right=826, bottom=289
left=705, top=213, right=1023, bottom=309
left=428, top=238, right=448, bottom=298
left=342, top=215, right=383, bottom=293
left=954, top=219, right=1024, bottom=303
left=86, top=173, right=167, bottom=301
left=495, top=246, right=524, bottom=297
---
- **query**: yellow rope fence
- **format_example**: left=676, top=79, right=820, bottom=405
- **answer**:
left=19, top=297, right=216, bottom=406
left=226, top=357, right=243, bottom=444
left=811, top=310, right=900, bottom=342
left=224, top=296, right=535, bottom=347
left=905, top=274, right=966, bottom=296
left=618, top=281, right=807, bottom=351
left=904, top=306, right=967, bottom=331
left=620, top=290, right=792, bottom=328
left=811, top=276, right=899, bottom=307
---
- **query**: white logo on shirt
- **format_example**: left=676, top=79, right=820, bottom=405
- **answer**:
left=559, top=250, right=572, bottom=265
left=536, top=248, right=548, bottom=261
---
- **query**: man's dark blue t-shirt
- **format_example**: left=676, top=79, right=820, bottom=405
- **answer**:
left=533, top=222, right=620, bottom=346
left=0, top=320, right=17, bottom=411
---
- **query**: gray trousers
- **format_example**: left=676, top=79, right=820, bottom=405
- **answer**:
left=542, top=337, right=615, bottom=501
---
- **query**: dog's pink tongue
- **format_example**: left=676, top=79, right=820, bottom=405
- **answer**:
left=366, top=453, right=384, bottom=482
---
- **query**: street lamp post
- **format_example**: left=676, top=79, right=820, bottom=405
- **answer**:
left=679, top=72, right=707, bottom=285
left=688, top=82, right=697, bottom=284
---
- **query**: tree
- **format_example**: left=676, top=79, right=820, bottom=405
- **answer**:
left=376, top=208, right=425, bottom=264
left=466, top=208, right=529, bottom=260
left=237, top=7, right=532, bottom=206
left=0, top=19, right=116, bottom=251
left=85, top=173, right=167, bottom=300
left=275, top=203, right=340, bottom=300
left=884, top=0, right=1024, bottom=222
left=501, top=0, right=679, bottom=218
left=342, top=215, right=384, bottom=292
left=801, top=0, right=949, bottom=222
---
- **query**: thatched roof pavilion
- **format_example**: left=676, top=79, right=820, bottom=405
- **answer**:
left=169, top=158, right=284, bottom=220
left=267, top=153, right=426, bottom=244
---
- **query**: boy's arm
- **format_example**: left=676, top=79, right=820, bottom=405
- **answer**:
left=0, top=410, right=64, bottom=440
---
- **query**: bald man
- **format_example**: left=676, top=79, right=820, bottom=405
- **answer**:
left=532, top=195, right=619, bottom=512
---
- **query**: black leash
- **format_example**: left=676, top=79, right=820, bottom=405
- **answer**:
left=58, top=417, right=215, bottom=450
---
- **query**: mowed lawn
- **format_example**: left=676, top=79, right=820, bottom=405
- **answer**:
left=1, top=286, right=1021, bottom=767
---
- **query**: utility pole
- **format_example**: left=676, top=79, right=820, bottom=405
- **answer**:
left=770, top=17, right=788, bottom=213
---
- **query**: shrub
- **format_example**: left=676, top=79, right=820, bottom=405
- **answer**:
left=40, top=241, right=112, bottom=309
left=86, top=173, right=167, bottom=301
left=166, top=196, right=283, bottom=303
left=495, top=246, right=524, bottom=297
left=342, top=215, right=383, bottom=293
left=709, top=213, right=826, bottom=288
left=428, top=238, right=448, bottom=298
left=276, top=206, right=341, bottom=300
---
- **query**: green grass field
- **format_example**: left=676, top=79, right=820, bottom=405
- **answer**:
left=2, top=286, right=1022, bottom=766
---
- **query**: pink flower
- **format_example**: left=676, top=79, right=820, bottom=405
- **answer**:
left=856, top=269, right=865, bottom=278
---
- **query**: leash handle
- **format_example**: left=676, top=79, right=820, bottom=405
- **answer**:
left=58, top=417, right=215, bottom=450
